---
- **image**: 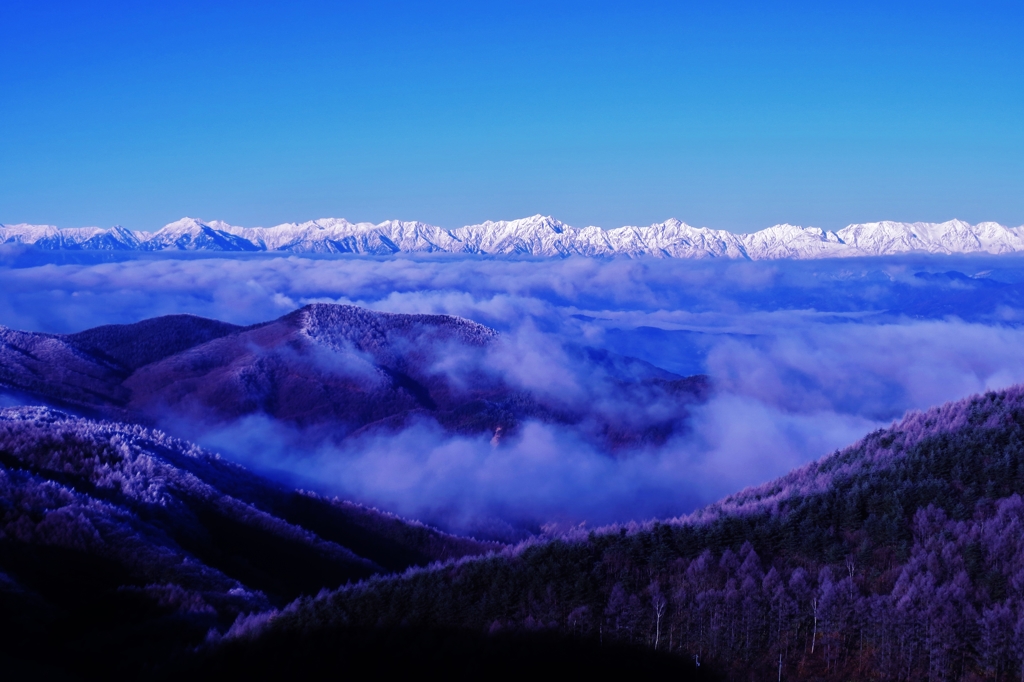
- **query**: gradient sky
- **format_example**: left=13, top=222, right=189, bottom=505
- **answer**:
left=1, top=0, right=1022, bottom=232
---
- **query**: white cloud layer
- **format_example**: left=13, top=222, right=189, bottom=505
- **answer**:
left=3, top=253, right=1024, bottom=531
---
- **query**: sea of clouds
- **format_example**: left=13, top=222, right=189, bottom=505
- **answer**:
left=3, top=250, right=1024, bottom=534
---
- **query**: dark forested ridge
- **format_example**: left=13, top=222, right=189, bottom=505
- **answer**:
left=0, top=407, right=494, bottom=678
left=67, top=315, right=243, bottom=371
left=221, top=385, right=1024, bottom=681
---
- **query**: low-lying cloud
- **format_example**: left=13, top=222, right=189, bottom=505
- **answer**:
left=3, top=252, right=1024, bottom=532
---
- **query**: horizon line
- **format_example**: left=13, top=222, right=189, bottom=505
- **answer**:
left=4, top=214, right=1023, bottom=236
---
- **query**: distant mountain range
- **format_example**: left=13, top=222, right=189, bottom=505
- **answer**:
left=3, top=215, right=1024, bottom=259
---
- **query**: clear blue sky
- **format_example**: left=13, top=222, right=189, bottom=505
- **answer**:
left=1, top=1, right=1021, bottom=232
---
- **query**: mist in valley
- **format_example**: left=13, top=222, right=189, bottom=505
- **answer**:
left=3, top=253, right=1024, bottom=535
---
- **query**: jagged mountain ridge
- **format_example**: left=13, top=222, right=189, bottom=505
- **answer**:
left=4, top=215, right=1024, bottom=259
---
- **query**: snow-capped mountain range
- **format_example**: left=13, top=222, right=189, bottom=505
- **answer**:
left=3, top=215, right=1024, bottom=260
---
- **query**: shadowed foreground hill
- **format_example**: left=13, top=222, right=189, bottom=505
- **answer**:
left=191, top=626, right=719, bottom=681
left=0, top=407, right=494, bottom=679
left=218, top=385, right=1024, bottom=681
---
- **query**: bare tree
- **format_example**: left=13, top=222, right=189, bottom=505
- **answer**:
left=649, top=582, right=668, bottom=650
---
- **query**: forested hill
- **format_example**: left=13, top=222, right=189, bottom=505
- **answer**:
left=0, top=304, right=709, bottom=453
left=212, top=385, right=1024, bottom=681
left=0, top=407, right=495, bottom=678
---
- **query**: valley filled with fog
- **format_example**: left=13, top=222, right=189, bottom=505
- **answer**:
left=3, top=253, right=1024, bottom=536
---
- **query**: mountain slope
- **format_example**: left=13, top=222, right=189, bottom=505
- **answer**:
left=0, top=406, right=495, bottom=677
left=224, top=384, right=1024, bottom=681
left=67, top=314, right=243, bottom=371
left=0, top=326, right=129, bottom=409
left=0, top=304, right=709, bottom=449
left=6, top=216, right=1024, bottom=259
left=0, top=314, right=245, bottom=413
left=121, top=303, right=502, bottom=433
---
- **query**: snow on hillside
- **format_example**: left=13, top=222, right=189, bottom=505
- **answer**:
left=4, top=215, right=1024, bottom=260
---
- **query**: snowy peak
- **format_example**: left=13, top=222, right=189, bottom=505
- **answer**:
left=0, top=223, right=61, bottom=243
left=835, top=219, right=1024, bottom=256
left=451, top=215, right=577, bottom=254
left=741, top=224, right=847, bottom=260
left=142, top=217, right=260, bottom=252
left=292, top=303, right=499, bottom=353
left=4, top=216, right=1023, bottom=260
left=0, top=222, right=138, bottom=250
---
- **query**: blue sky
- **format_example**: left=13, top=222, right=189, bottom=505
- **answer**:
left=1, top=0, right=1021, bottom=232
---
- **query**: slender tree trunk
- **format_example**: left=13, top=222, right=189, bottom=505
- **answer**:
left=655, top=610, right=661, bottom=650
left=811, top=598, right=819, bottom=655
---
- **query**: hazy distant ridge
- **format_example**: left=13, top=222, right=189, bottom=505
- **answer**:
left=4, top=215, right=1024, bottom=259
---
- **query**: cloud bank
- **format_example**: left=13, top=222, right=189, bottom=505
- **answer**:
left=2, top=253, right=1024, bottom=533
